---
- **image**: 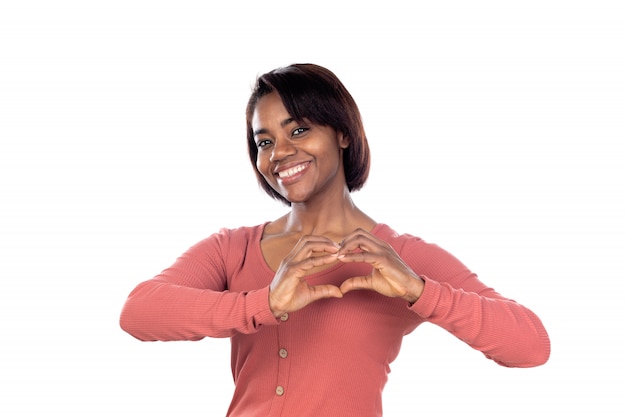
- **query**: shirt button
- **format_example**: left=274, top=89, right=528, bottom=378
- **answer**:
left=275, top=385, right=285, bottom=396
left=279, top=348, right=288, bottom=359
left=280, top=313, right=289, bottom=322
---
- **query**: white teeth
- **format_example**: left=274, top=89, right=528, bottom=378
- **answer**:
left=278, top=163, right=307, bottom=179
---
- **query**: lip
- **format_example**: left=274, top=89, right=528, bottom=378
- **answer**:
left=274, top=161, right=311, bottom=184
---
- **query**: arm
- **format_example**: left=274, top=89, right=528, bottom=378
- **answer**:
left=405, top=239, right=550, bottom=368
left=338, top=229, right=550, bottom=368
left=119, top=228, right=278, bottom=341
left=412, top=273, right=550, bottom=368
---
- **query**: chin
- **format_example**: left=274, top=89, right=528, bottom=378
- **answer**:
left=284, top=196, right=306, bottom=205
left=282, top=192, right=313, bottom=205
left=277, top=188, right=309, bottom=204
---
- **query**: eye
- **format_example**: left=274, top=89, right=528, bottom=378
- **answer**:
left=292, top=127, right=309, bottom=137
left=256, top=139, right=272, bottom=149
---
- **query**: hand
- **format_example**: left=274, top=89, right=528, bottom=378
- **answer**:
left=268, top=235, right=343, bottom=317
left=337, top=229, right=424, bottom=303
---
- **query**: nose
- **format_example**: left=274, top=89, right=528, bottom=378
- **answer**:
left=270, top=137, right=296, bottom=162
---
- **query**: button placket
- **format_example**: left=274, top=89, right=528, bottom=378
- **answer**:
left=275, top=313, right=291, bottom=398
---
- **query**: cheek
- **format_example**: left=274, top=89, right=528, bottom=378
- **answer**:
left=255, top=150, right=264, bottom=170
left=256, top=155, right=271, bottom=178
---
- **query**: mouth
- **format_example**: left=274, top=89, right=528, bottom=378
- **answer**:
left=276, top=162, right=310, bottom=180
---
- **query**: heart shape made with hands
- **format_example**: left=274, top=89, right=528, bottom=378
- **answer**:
left=268, top=231, right=424, bottom=317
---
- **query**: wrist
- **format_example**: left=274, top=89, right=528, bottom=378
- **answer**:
left=404, top=275, right=425, bottom=305
left=268, top=291, right=286, bottom=318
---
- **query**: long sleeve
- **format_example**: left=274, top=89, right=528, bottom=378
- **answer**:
left=119, top=227, right=278, bottom=341
left=396, top=234, right=550, bottom=368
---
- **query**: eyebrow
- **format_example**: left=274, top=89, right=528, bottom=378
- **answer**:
left=253, top=117, right=295, bottom=137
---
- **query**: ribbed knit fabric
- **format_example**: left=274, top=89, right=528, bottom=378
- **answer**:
left=120, top=223, right=550, bottom=417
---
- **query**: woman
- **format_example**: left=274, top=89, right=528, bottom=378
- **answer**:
left=120, top=63, right=550, bottom=417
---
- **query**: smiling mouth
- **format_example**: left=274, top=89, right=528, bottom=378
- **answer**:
left=277, top=162, right=309, bottom=179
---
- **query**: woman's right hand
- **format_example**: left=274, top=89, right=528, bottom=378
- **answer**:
left=268, top=235, right=343, bottom=317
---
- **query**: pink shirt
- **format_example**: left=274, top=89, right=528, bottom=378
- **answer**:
left=120, top=223, right=550, bottom=416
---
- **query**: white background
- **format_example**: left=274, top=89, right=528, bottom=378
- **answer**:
left=1, top=0, right=624, bottom=415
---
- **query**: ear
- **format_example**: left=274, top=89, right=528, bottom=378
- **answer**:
left=337, top=132, right=350, bottom=149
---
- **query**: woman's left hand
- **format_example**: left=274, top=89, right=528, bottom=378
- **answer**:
left=337, top=228, right=425, bottom=303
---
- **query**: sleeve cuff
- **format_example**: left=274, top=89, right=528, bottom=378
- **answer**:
left=408, top=275, right=441, bottom=318
left=246, top=286, right=281, bottom=328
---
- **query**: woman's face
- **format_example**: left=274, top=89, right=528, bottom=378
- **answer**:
left=251, top=92, right=349, bottom=205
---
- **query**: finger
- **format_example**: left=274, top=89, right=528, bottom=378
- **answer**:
left=297, top=234, right=340, bottom=247
left=289, top=243, right=340, bottom=264
left=308, top=284, right=343, bottom=301
left=336, top=250, right=380, bottom=265
left=339, top=276, right=374, bottom=294
left=293, top=253, right=341, bottom=274
left=338, top=231, right=386, bottom=256
left=291, top=237, right=340, bottom=261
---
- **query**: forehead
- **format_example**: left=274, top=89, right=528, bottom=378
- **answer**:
left=251, top=92, right=291, bottom=129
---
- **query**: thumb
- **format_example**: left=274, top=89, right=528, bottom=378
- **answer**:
left=309, top=284, right=344, bottom=301
left=339, top=276, right=374, bottom=294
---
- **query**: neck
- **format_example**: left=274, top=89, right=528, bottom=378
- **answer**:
left=284, top=188, right=373, bottom=237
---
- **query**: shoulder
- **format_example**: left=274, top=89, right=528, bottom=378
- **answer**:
left=204, top=223, right=267, bottom=249
left=220, top=223, right=267, bottom=240
left=183, top=223, right=266, bottom=274
left=372, top=223, right=423, bottom=250
left=185, top=223, right=266, bottom=257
